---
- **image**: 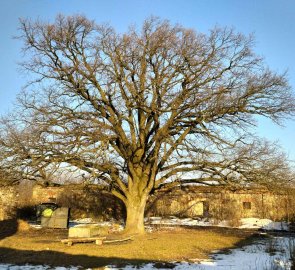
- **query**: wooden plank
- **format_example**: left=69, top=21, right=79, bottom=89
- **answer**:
left=103, top=237, right=132, bottom=244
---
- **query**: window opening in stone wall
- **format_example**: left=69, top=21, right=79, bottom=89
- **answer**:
left=243, top=201, right=251, bottom=210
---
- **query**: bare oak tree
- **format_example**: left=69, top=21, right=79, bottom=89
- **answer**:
left=10, top=15, right=295, bottom=233
left=0, top=118, right=67, bottom=185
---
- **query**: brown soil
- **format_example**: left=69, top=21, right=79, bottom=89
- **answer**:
left=0, top=219, right=253, bottom=269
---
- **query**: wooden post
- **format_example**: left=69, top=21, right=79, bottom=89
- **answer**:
left=95, top=239, right=103, bottom=245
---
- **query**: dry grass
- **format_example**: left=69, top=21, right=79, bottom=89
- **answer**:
left=17, top=219, right=31, bottom=231
left=0, top=223, right=252, bottom=268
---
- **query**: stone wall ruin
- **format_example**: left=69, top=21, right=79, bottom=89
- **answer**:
left=1, top=184, right=295, bottom=223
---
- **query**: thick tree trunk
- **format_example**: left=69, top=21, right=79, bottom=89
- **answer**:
left=124, top=196, right=147, bottom=234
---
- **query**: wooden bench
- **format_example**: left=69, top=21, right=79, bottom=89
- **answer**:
left=61, top=237, right=106, bottom=246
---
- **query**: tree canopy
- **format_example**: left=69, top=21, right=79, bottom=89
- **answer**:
left=0, top=15, right=294, bottom=233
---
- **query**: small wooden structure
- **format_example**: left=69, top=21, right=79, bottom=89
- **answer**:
left=61, top=237, right=106, bottom=246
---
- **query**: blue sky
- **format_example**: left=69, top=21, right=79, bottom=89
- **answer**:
left=0, top=0, right=294, bottom=160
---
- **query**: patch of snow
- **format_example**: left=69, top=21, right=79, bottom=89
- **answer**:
left=197, top=236, right=294, bottom=270
left=197, top=259, right=216, bottom=266
left=145, top=216, right=290, bottom=231
left=31, top=215, right=289, bottom=232
left=71, top=218, right=94, bottom=224
left=29, top=224, right=43, bottom=229
left=239, top=218, right=289, bottom=231
left=216, top=220, right=230, bottom=227
left=146, top=217, right=162, bottom=221
left=68, top=219, right=124, bottom=232
left=106, top=237, right=295, bottom=269
left=145, top=216, right=211, bottom=227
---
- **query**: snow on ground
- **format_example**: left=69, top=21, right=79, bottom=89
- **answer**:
left=30, top=216, right=290, bottom=232
left=239, top=218, right=289, bottom=231
left=145, top=216, right=212, bottom=227
left=29, top=218, right=125, bottom=231
left=69, top=219, right=125, bottom=232
left=145, top=216, right=290, bottom=231
left=94, top=236, right=295, bottom=269
left=70, top=218, right=94, bottom=224
left=194, top=236, right=294, bottom=270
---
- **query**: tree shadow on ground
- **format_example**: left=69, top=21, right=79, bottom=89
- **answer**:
left=0, top=219, right=18, bottom=240
left=0, top=247, right=176, bottom=269
left=0, top=205, right=38, bottom=241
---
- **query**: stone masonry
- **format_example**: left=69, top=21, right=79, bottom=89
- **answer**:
left=0, top=184, right=294, bottom=222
